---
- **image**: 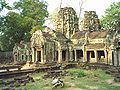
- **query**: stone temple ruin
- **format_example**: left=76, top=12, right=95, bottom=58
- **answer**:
left=80, top=11, right=101, bottom=31
left=13, top=7, right=120, bottom=66
left=56, top=7, right=79, bottom=39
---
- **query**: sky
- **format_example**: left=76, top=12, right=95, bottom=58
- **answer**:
left=1, top=0, right=120, bottom=28
left=2, top=0, right=120, bottom=18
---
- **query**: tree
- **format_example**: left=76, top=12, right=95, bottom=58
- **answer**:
left=13, top=0, right=48, bottom=26
left=0, top=0, right=48, bottom=51
left=0, top=0, right=12, bottom=11
left=101, top=1, right=120, bottom=30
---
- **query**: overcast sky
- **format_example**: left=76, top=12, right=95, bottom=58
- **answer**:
left=2, top=0, right=119, bottom=18
left=1, top=0, right=119, bottom=28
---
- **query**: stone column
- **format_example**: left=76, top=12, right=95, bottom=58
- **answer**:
left=94, top=50, right=97, bottom=63
left=66, top=50, right=69, bottom=62
left=74, top=49, right=77, bottom=62
left=44, top=46, right=46, bottom=63
left=35, top=49, right=37, bottom=62
left=114, top=50, right=117, bottom=66
left=104, top=50, right=108, bottom=64
left=83, top=46, right=87, bottom=62
left=32, top=48, right=35, bottom=62
left=41, top=47, right=44, bottom=64
left=28, top=51, right=30, bottom=61
left=13, top=54, right=16, bottom=63
left=58, top=49, right=62, bottom=63
left=69, top=47, right=72, bottom=62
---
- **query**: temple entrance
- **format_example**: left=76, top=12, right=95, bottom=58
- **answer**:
left=97, top=51, right=105, bottom=63
left=72, top=50, right=75, bottom=61
left=112, top=52, right=114, bottom=65
left=56, top=51, right=58, bottom=61
left=87, top=51, right=95, bottom=62
left=37, top=51, right=41, bottom=62
left=62, top=50, right=66, bottom=61
left=15, top=55, right=17, bottom=61
left=76, top=50, right=83, bottom=61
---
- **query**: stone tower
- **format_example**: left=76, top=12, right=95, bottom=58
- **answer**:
left=56, top=7, right=79, bottom=39
left=81, top=11, right=101, bottom=31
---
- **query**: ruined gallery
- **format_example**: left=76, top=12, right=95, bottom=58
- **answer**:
left=13, top=7, right=120, bottom=66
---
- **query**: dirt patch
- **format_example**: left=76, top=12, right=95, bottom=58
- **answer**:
left=112, top=83, right=120, bottom=87
left=106, top=79, right=114, bottom=85
left=65, top=82, right=82, bottom=90
left=106, top=79, right=120, bottom=86
left=86, top=85, right=98, bottom=90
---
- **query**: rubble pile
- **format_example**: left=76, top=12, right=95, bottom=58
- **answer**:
left=56, top=7, right=79, bottom=38
left=0, top=75, right=34, bottom=90
left=43, top=70, right=69, bottom=79
left=81, top=11, right=101, bottom=31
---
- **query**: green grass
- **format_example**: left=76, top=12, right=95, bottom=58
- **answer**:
left=6, top=68, right=120, bottom=90
left=66, top=68, right=120, bottom=90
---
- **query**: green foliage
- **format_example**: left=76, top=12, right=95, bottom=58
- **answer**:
left=0, top=0, right=48, bottom=51
left=13, top=0, right=48, bottom=25
left=68, top=68, right=86, bottom=78
left=31, top=25, right=43, bottom=34
left=0, top=0, right=12, bottom=11
left=101, top=1, right=120, bottom=30
left=14, top=69, right=120, bottom=90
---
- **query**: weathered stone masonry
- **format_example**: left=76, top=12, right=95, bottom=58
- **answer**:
left=13, top=7, right=120, bottom=66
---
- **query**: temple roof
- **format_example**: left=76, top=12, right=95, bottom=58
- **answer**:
left=72, top=30, right=109, bottom=39
left=54, top=31, right=67, bottom=40
left=72, top=31, right=87, bottom=39
left=88, top=30, right=109, bottom=39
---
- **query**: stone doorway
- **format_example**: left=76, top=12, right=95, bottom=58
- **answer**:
left=37, top=51, right=41, bottom=62
left=97, top=51, right=105, bottom=63
left=72, top=50, right=75, bottom=61
left=62, top=50, right=66, bottom=61
left=76, top=50, right=83, bottom=61
left=87, top=51, right=95, bottom=62
left=56, top=51, right=58, bottom=61
left=112, top=52, right=114, bottom=65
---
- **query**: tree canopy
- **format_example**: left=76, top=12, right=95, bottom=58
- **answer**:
left=101, top=1, right=120, bottom=30
left=0, top=0, right=12, bottom=11
left=0, top=0, right=48, bottom=51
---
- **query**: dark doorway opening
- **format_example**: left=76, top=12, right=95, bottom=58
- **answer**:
left=15, top=55, right=17, bottom=61
left=97, top=51, right=105, bottom=62
left=76, top=50, right=83, bottom=59
left=112, top=52, right=114, bottom=65
left=56, top=51, right=58, bottom=61
left=72, top=50, right=75, bottom=61
left=62, top=50, right=66, bottom=61
left=87, top=51, right=95, bottom=62
left=37, top=51, right=41, bottom=62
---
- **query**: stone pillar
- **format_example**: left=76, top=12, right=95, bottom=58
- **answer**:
left=41, top=48, right=44, bottom=64
left=109, top=51, right=113, bottom=65
left=44, top=46, right=46, bottom=63
left=83, top=45, right=87, bottom=62
left=69, top=47, right=72, bottom=62
left=13, top=54, right=16, bottom=63
left=104, top=50, right=108, bottom=64
left=114, top=50, right=117, bottom=66
left=66, top=50, right=69, bottom=62
left=94, top=50, right=97, bottom=63
left=28, top=51, right=30, bottom=61
left=74, top=49, right=77, bottom=62
left=83, top=51, right=86, bottom=62
left=58, top=49, right=62, bottom=63
left=54, top=50, right=56, bottom=62
left=35, top=49, right=37, bottom=62
left=32, top=48, right=35, bottom=62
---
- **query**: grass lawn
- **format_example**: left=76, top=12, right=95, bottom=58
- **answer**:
left=14, top=69, right=120, bottom=90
